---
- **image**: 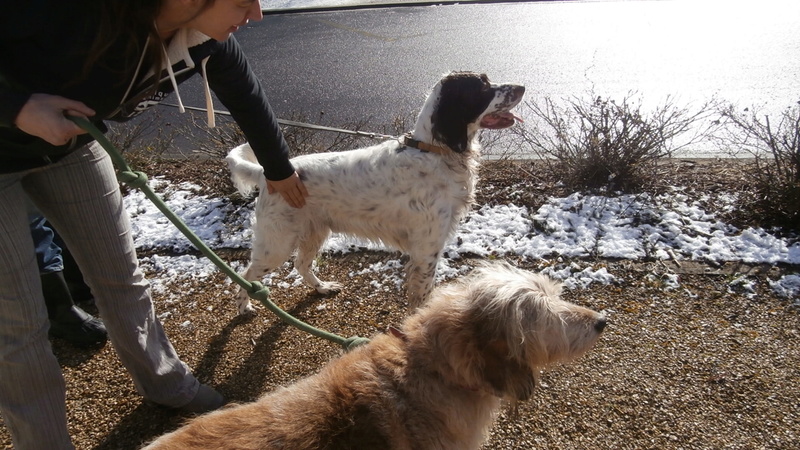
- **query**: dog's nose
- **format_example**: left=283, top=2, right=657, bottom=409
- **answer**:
left=511, top=85, right=525, bottom=102
left=595, top=318, right=608, bottom=333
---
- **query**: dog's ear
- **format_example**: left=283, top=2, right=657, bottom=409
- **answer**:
left=432, top=116, right=470, bottom=153
left=481, top=339, right=537, bottom=401
left=387, top=326, right=407, bottom=341
left=431, top=72, right=494, bottom=153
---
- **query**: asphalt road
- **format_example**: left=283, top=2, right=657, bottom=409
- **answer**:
left=150, top=1, right=800, bottom=157
left=157, top=2, right=543, bottom=143
left=235, top=3, right=539, bottom=123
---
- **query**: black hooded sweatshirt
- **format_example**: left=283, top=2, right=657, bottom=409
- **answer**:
left=0, top=0, right=294, bottom=179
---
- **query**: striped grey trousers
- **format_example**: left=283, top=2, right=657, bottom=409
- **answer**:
left=0, top=142, right=198, bottom=449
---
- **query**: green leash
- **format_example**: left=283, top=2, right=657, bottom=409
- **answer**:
left=69, top=116, right=369, bottom=351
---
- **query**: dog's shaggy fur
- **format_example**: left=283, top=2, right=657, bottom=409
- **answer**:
left=226, top=72, right=525, bottom=314
left=142, top=262, right=606, bottom=450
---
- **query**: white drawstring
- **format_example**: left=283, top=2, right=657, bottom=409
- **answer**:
left=160, top=40, right=185, bottom=114
left=148, top=25, right=215, bottom=127
left=200, top=56, right=216, bottom=128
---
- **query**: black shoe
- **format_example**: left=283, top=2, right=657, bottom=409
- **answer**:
left=41, top=271, right=107, bottom=347
left=48, top=305, right=108, bottom=347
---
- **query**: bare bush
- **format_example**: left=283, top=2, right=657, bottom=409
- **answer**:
left=281, top=112, right=378, bottom=156
left=181, top=114, right=246, bottom=159
left=715, top=101, right=800, bottom=229
left=479, top=125, right=528, bottom=161
left=516, top=93, right=717, bottom=193
left=107, top=109, right=177, bottom=157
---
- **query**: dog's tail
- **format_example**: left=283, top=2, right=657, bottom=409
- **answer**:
left=225, top=144, right=264, bottom=196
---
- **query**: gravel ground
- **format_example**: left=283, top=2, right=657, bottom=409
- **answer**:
left=1, top=159, right=798, bottom=449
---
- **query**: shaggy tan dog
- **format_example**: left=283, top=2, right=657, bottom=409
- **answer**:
left=142, top=262, right=606, bottom=450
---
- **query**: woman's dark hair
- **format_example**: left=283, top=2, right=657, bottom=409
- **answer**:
left=81, top=0, right=215, bottom=90
left=83, top=0, right=164, bottom=84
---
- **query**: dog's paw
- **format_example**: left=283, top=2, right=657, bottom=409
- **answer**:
left=315, top=282, right=343, bottom=295
left=237, top=300, right=258, bottom=316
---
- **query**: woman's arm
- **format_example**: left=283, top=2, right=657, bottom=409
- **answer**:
left=204, top=37, right=293, bottom=181
left=203, top=36, right=307, bottom=207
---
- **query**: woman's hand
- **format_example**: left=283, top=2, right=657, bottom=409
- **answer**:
left=266, top=171, right=309, bottom=208
left=15, top=93, right=96, bottom=146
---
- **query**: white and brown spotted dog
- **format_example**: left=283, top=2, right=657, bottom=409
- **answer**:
left=142, top=261, right=606, bottom=450
left=226, top=72, right=525, bottom=314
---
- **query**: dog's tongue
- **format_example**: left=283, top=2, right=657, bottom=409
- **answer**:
left=481, top=112, right=524, bottom=129
left=508, top=112, right=523, bottom=123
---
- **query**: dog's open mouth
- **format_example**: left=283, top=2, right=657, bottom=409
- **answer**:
left=480, top=111, right=523, bottom=129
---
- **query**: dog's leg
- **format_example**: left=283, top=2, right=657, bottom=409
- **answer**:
left=236, top=263, right=263, bottom=315
left=404, top=253, right=438, bottom=310
left=295, top=227, right=342, bottom=294
left=236, top=238, right=297, bottom=315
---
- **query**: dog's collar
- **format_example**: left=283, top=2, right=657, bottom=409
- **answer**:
left=402, top=134, right=449, bottom=155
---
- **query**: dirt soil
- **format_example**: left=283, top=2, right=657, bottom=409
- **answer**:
left=1, top=158, right=798, bottom=449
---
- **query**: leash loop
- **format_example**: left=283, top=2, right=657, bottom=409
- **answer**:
left=246, top=280, right=271, bottom=300
left=67, top=116, right=369, bottom=351
left=117, top=170, right=149, bottom=189
left=342, top=336, right=372, bottom=351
